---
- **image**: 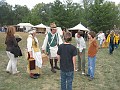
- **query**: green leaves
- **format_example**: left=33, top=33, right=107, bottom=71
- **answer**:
left=88, top=0, right=120, bottom=32
left=0, top=0, right=119, bottom=32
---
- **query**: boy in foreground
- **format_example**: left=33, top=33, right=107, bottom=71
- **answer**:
left=57, top=32, right=77, bottom=90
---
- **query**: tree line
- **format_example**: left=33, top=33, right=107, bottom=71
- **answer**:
left=0, top=0, right=120, bottom=32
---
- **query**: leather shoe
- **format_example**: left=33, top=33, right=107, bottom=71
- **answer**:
left=54, top=66, right=60, bottom=70
left=51, top=68, right=56, bottom=73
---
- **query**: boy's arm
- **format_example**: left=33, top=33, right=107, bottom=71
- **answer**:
left=72, top=56, right=76, bottom=71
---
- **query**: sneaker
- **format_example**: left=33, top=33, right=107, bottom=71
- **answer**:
left=6, top=70, right=11, bottom=73
left=82, top=72, right=85, bottom=75
left=85, top=74, right=90, bottom=77
left=13, top=71, right=20, bottom=75
left=30, top=74, right=38, bottom=79
left=51, top=68, right=56, bottom=73
left=54, top=66, right=60, bottom=70
left=34, top=74, right=40, bottom=78
left=88, top=77, right=94, bottom=81
left=75, top=69, right=78, bottom=72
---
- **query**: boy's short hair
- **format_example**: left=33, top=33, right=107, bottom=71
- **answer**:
left=88, top=31, right=96, bottom=38
left=64, top=31, right=72, bottom=43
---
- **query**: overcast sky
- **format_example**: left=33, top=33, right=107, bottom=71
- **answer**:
left=6, top=0, right=120, bottom=9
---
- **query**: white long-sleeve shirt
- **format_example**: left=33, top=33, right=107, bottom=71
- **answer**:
left=98, top=33, right=105, bottom=40
left=75, top=34, right=86, bottom=52
left=42, top=32, right=63, bottom=50
left=27, top=34, right=42, bottom=68
left=27, top=34, right=39, bottom=52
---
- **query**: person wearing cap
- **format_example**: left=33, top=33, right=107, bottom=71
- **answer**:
left=27, top=28, right=42, bottom=79
left=42, top=22, right=63, bottom=73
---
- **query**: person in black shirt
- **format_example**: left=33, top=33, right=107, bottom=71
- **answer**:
left=57, top=32, right=77, bottom=90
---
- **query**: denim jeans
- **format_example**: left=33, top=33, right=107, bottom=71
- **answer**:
left=60, top=71, right=74, bottom=90
left=109, top=43, right=114, bottom=54
left=114, top=43, right=119, bottom=49
left=88, top=56, right=96, bottom=78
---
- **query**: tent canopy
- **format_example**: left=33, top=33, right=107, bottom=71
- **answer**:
left=17, top=23, right=33, bottom=32
left=33, top=23, right=47, bottom=28
left=68, top=23, right=89, bottom=32
left=17, top=23, right=33, bottom=27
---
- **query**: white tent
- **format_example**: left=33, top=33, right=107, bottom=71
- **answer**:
left=33, top=23, right=48, bottom=33
left=17, top=23, right=33, bottom=32
left=34, top=23, right=47, bottom=28
left=68, top=23, right=89, bottom=32
left=17, top=23, right=33, bottom=27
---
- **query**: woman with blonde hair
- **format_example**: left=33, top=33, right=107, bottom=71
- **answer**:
left=5, top=26, right=21, bottom=74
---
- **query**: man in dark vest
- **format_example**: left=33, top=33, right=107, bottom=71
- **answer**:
left=42, top=22, right=63, bottom=73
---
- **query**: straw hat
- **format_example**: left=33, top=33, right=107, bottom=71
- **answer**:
left=50, top=22, right=57, bottom=29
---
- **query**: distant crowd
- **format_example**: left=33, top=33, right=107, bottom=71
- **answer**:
left=97, top=30, right=120, bottom=54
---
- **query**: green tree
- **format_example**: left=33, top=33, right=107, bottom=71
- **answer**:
left=116, top=3, right=120, bottom=29
left=88, top=0, right=120, bottom=32
left=39, top=3, right=53, bottom=25
left=51, top=0, right=83, bottom=28
left=82, top=0, right=94, bottom=26
left=0, top=1, right=13, bottom=26
left=50, top=0, right=66, bottom=27
left=30, top=3, right=46, bottom=25
left=13, top=5, right=30, bottom=24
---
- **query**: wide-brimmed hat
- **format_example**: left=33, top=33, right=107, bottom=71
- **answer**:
left=50, top=22, right=57, bottom=29
left=28, top=28, right=36, bottom=34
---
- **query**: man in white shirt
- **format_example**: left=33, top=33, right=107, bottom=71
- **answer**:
left=42, top=22, right=63, bottom=73
left=97, top=31, right=105, bottom=48
left=75, top=31, right=86, bottom=74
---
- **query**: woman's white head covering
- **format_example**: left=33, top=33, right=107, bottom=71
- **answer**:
left=28, top=28, right=36, bottom=34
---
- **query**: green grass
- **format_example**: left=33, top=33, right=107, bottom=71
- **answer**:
left=0, top=32, right=120, bottom=90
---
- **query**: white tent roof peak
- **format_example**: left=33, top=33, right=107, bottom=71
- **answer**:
left=34, top=23, right=47, bottom=28
left=68, top=23, right=89, bottom=31
left=17, top=23, right=33, bottom=27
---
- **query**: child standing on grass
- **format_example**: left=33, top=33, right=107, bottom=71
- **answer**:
left=87, top=31, right=98, bottom=81
left=57, top=32, right=77, bottom=90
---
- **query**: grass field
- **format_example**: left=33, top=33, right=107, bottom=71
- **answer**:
left=0, top=32, right=120, bottom=90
